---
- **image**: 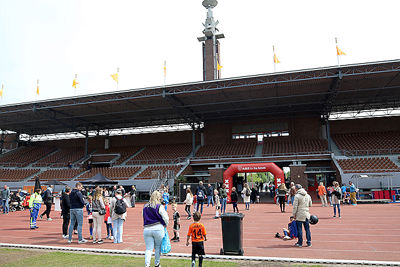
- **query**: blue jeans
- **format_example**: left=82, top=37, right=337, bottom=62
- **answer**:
left=2, top=199, right=9, bottom=213
left=333, top=204, right=341, bottom=217
left=69, top=208, right=84, bottom=241
left=113, top=218, right=124, bottom=243
left=207, top=195, right=214, bottom=207
left=196, top=199, right=204, bottom=214
left=296, top=219, right=311, bottom=246
left=220, top=197, right=227, bottom=214
left=245, top=202, right=250, bottom=210
left=143, top=227, right=164, bottom=267
left=287, top=196, right=295, bottom=205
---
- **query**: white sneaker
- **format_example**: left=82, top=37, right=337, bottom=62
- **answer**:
left=283, top=236, right=291, bottom=241
left=110, top=236, right=114, bottom=240
left=47, top=218, right=53, bottom=221
left=67, top=239, right=72, bottom=244
left=62, top=235, right=68, bottom=239
left=78, top=239, right=88, bottom=244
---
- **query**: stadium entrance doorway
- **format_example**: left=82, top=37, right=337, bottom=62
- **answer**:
left=223, top=163, right=285, bottom=202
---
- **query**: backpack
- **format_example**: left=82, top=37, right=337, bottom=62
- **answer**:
left=114, top=198, right=126, bottom=215
left=197, top=187, right=205, bottom=201
left=245, top=188, right=251, bottom=197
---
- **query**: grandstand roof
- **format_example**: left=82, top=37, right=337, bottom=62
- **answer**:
left=1, top=59, right=400, bottom=135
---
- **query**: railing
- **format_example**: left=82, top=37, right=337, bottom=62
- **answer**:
left=127, top=158, right=187, bottom=165
left=305, top=167, right=336, bottom=172
left=191, top=151, right=331, bottom=162
left=341, top=149, right=400, bottom=157
left=0, top=162, right=28, bottom=168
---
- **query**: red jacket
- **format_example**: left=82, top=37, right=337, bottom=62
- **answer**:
left=104, top=204, right=110, bottom=222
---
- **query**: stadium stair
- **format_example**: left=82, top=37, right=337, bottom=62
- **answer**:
left=120, top=147, right=145, bottom=166
left=255, top=143, right=263, bottom=157
left=330, top=139, right=342, bottom=156
left=27, top=149, right=60, bottom=168
left=70, top=169, right=88, bottom=181
left=388, top=155, right=400, bottom=169
left=22, top=168, right=46, bottom=183
left=130, top=165, right=147, bottom=179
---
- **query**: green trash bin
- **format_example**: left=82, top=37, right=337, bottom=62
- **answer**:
left=220, top=213, right=245, bottom=255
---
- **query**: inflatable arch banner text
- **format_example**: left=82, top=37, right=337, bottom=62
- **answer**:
left=223, top=162, right=285, bottom=203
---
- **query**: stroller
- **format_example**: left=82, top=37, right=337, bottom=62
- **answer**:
left=9, top=194, right=25, bottom=212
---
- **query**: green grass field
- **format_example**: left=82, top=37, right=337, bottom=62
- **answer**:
left=0, top=248, right=239, bottom=267
left=0, top=248, right=335, bottom=267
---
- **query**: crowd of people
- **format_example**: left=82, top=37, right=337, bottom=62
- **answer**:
left=1, top=178, right=364, bottom=267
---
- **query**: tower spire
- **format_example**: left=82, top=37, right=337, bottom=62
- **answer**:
left=198, top=0, right=224, bottom=81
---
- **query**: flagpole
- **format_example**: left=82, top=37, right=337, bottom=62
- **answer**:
left=273, top=45, right=276, bottom=72
left=74, top=74, right=77, bottom=95
left=117, top=67, right=119, bottom=91
left=1, top=83, right=4, bottom=101
left=36, top=79, right=39, bottom=101
left=163, top=60, right=166, bottom=86
left=335, top=37, right=340, bottom=67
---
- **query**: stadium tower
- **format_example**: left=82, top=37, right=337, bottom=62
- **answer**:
left=198, top=0, right=224, bottom=81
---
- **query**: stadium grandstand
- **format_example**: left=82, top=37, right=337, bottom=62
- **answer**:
left=1, top=56, right=400, bottom=199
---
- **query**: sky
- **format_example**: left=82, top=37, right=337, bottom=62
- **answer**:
left=1, top=0, right=400, bottom=106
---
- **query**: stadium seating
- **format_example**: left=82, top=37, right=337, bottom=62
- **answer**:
left=0, top=168, right=40, bottom=182
left=33, top=148, right=88, bottom=167
left=127, top=144, right=192, bottom=164
left=0, top=146, right=56, bottom=167
left=32, top=168, right=84, bottom=181
left=332, top=131, right=400, bottom=155
left=94, top=146, right=141, bottom=165
left=135, top=165, right=183, bottom=180
left=79, top=167, right=141, bottom=180
left=196, top=140, right=257, bottom=158
left=262, top=138, right=328, bottom=155
left=337, top=157, right=400, bottom=173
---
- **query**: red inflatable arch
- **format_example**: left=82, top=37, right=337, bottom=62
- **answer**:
left=223, top=162, right=285, bottom=202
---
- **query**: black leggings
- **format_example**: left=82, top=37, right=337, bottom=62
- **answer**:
left=192, top=254, right=203, bottom=267
left=279, top=196, right=286, bottom=212
left=185, top=205, right=191, bottom=217
left=41, top=203, right=52, bottom=218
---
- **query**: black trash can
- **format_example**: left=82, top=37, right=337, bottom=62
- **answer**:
left=220, top=213, right=245, bottom=255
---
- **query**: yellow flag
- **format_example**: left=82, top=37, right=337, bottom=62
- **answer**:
left=217, top=61, right=223, bottom=70
left=72, top=79, right=79, bottom=88
left=163, top=61, right=167, bottom=78
left=72, top=74, right=79, bottom=88
left=0, top=84, right=3, bottom=98
left=336, top=45, right=346, bottom=56
left=36, top=80, right=40, bottom=95
left=273, top=53, right=280, bottom=64
left=111, top=73, right=118, bottom=83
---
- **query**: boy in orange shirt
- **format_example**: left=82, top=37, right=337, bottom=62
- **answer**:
left=186, top=211, right=207, bottom=267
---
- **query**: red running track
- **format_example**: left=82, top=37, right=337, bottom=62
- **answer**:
left=1, top=202, right=399, bottom=262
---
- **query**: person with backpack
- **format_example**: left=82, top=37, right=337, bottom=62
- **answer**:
left=195, top=181, right=206, bottom=214
left=110, top=189, right=129, bottom=243
left=241, top=183, right=251, bottom=210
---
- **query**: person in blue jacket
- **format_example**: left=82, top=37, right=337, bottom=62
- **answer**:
left=349, top=181, right=357, bottom=205
left=29, top=188, right=42, bottom=229
left=275, top=216, right=298, bottom=241
left=162, top=186, right=170, bottom=211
